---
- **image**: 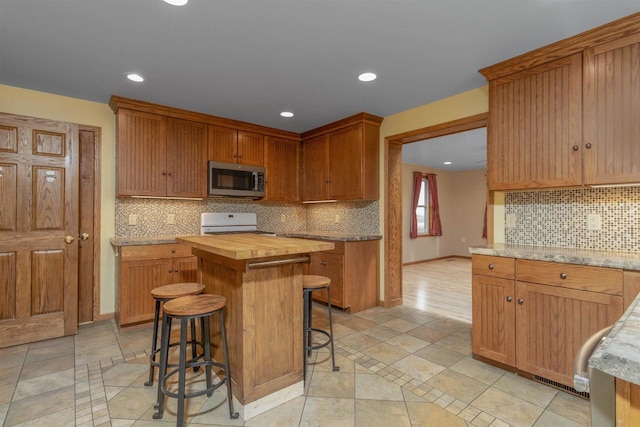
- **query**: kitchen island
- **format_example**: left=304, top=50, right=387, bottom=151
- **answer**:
left=175, top=234, right=334, bottom=419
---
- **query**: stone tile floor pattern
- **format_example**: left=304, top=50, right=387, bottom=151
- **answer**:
left=0, top=304, right=591, bottom=426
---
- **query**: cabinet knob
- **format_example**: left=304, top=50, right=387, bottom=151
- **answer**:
left=488, top=264, right=494, bottom=270
left=174, top=268, right=179, bottom=272
left=585, top=143, right=592, bottom=150
left=171, top=249, right=176, bottom=253
left=168, top=269, right=173, bottom=273
left=162, top=171, right=167, bottom=175
left=560, top=272, right=567, bottom=280
left=518, top=298, right=524, bottom=305
left=572, top=145, right=579, bottom=151
left=506, top=296, right=513, bottom=302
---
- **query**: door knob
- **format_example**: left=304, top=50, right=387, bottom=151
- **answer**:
left=64, top=235, right=74, bottom=244
left=79, top=232, right=90, bottom=241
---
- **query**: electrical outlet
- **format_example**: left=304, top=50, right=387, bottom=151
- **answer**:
left=167, top=213, right=175, bottom=225
left=505, top=214, right=516, bottom=228
left=335, top=214, right=340, bottom=223
left=128, top=214, right=138, bottom=226
left=587, top=213, right=602, bottom=231
left=280, top=214, right=286, bottom=223
left=461, top=236, right=466, bottom=243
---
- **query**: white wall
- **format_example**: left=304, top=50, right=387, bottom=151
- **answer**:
left=402, top=163, right=486, bottom=264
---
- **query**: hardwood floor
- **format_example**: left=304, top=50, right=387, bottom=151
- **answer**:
left=402, top=257, right=472, bottom=323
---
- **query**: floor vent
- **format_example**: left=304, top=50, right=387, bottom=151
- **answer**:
left=534, top=375, right=589, bottom=399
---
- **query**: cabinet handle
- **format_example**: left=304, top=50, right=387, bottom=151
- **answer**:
left=506, top=296, right=513, bottom=302
left=572, top=145, right=579, bottom=151
left=585, top=143, right=592, bottom=150
left=488, top=264, right=494, bottom=270
left=560, top=272, right=567, bottom=280
left=518, top=298, right=524, bottom=305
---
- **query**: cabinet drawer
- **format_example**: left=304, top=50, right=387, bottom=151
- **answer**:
left=516, top=260, right=623, bottom=295
left=120, top=243, right=194, bottom=261
left=472, top=255, right=515, bottom=279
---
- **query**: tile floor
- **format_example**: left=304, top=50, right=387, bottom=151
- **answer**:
left=0, top=304, right=591, bottom=427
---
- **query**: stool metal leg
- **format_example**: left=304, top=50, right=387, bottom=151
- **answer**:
left=203, top=313, right=212, bottom=395
left=176, top=318, right=188, bottom=427
left=153, top=312, right=171, bottom=418
left=145, top=299, right=161, bottom=387
left=190, top=317, right=199, bottom=372
left=326, top=287, right=339, bottom=372
left=220, top=310, right=239, bottom=419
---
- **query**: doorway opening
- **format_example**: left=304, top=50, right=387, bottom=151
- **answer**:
left=383, top=113, right=488, bottom=308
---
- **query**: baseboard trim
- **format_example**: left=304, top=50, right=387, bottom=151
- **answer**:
left=403, top=255, right=470, bottom=267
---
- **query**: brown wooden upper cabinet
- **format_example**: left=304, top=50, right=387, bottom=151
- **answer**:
left=114, top=108, right=207, bottom=198
left=480, top=13, right=640, bottom=190
left=301, top=113, right=382, bottom=202
left=263, top=136, right=300, bottom=202
left=208, top=125, right=264, bottom=166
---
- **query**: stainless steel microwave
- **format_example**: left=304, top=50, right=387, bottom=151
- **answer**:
left=208, top=161, right=265, bottom=198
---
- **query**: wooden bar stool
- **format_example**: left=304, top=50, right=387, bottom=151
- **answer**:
left=154, top=294, right=238, bottom=426
left=145, top=282, right=205, bottom=388
left=303, top=275, right=339, bottom=383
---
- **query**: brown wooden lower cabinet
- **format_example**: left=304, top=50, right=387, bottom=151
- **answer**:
left=308, top=239, right=379, bottom=313
left=472, top=255, right=624, bottom=388
left=116, top=244, right=198, bottom=327
left=616, top=378, right=640, bottom=426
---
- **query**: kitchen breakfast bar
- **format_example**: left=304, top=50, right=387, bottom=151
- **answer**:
left=175, top=234, right=334, bottom=419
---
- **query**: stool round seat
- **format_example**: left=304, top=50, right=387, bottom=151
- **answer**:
left=163, top=294, right=226, bottom=317
left=303, top=275, right=331, bottom=289
left=150, top=282, right=205, bottom=300
left=145, top=282, right=206, bottom=390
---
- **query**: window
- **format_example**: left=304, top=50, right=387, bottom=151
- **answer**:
left=416, top=176, right=430, bottom=235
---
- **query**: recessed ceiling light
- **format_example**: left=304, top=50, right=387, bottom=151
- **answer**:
left=163, top=0, right=188, bottom=6
left=358, top=72, right=377, bottom=82
left=443, top=161, right=452, bottom=165
left=280, top=111, right=294, bottom=118
left=126, top=73, right=144, bottom=83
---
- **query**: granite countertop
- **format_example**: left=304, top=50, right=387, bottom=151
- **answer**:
left=279, top=231, right=382, bottom=242
left=110, top=235, right=179, bottom=247
left=469, top=243, right=640, bottom=270
left=176, top=234, right=334, bottom=260
left=111, top=231, right=382, bottom=246
left=590, top=292, right=640, bottom=385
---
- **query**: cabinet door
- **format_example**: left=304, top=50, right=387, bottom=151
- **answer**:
left=487, top=54, right=582, bottom=190
left=208, top=125, right=238, bottom=164
left=263, top=137, right=300, bottom=202
left=327, top=123, right=364, bottom=199
left=302, top=134, right=328, bottom=201
left=583, top=34, right=640, bottom=185
left=237, top=131, right=264, bottom=166
left=166, top=118, right=207, bottom=198
left=119, top=258, right=173, bottom=326
left=172, top=256, right=199, bottom=283
left=515, top=281, right=623, bottom=387
left=472, top=274, right=516, bottom=366
left=309, top=252, right=344, bottom=308
left=116, top=109, right=167, bottom=196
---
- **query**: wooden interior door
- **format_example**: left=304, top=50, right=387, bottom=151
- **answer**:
left=0, top=113, right=79, bottom=348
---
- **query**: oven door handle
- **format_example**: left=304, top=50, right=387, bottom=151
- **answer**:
left=252, top=171, right=259, bottom=191
left=573, top=325, right=613, bottom=392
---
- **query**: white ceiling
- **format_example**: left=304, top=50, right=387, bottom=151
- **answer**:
left=403, top=128, right=487, bottom=171
left=1, top=1, right=638, bottom=136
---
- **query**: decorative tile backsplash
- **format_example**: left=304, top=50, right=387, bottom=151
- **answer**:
left=505, top=187, right=640, bottom=252
left=114, top=198, right=380, bottom=237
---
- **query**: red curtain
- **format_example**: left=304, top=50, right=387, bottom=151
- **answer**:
left=482, top=204, right=487, bottom=239
left=410, top=172, right=423, bottom=239
left=426, top=173, right=442, bottom=236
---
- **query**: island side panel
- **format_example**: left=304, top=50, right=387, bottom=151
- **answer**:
left=195, top=248, right=304, bottom=404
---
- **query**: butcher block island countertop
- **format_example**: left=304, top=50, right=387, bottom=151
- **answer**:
left=175, top=234, right=335, bottom=260
left=174, top=233, right=334, bottom=420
